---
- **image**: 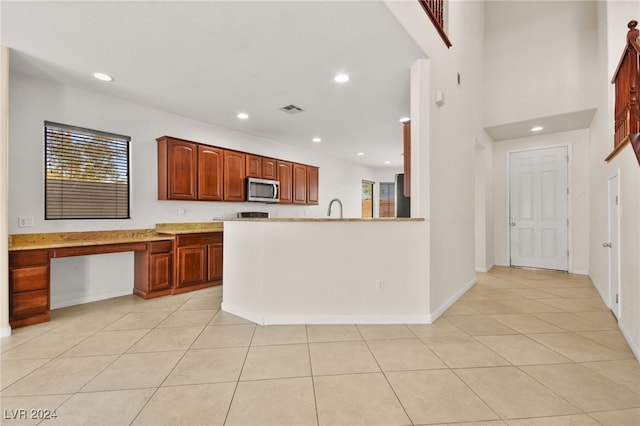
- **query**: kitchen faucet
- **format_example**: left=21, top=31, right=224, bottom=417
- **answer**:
left=327, top=198, right=343, bottom=218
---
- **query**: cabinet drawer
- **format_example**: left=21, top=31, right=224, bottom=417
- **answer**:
left=10, top=266, right=49, bottom=292
left=12, top=290, right=49, bottom=318
left=177, top=233, right=222, bottom=247
left=10, top=249, right=49, bottom=267
left=150, top=240, right=173, bottom=254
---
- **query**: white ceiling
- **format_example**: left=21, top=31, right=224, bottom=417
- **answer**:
left=1, top=0, right=426, bottom=168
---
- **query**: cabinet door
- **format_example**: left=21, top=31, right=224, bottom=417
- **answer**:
left=208, top=244, right=223, bottom=283
left=166, top=138, right=198, bottom=200
left=246, top=154, right=262, bottom=178
left=292, top=163, right=307, bottom=204
left=176, top=246, right=207, bottom=287
left=198, top=145, right=224, bottom=201
left=262, top=158, right=278, bottom=180
left=149, top=253, right=172, bottom=292
left=306, top=166, right=319, bottom=205
left=224, top=150, right=246, bottom=201
left=277, top=161, right=293, bottom=204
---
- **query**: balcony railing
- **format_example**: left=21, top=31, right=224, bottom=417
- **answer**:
left=607, top=20, right=640, bottom=165
left=418, top=0, right=452, bottom=48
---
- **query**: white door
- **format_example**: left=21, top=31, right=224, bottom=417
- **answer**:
left=509, top=146, right=569, bottom=271
left=607, top=172, right=620, bottom=319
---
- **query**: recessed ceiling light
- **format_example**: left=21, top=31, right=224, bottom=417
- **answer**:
left=384, top=161, right=391, bottom=164
left=92, top=72, right=113, bottom=82
left=237, top=112, right=249, bottom=120
left=399, top=117, right=410, bottom=123
left=531, top=126, right=543, bottom=132
left=312, top=137, right=322, bottom=143
left=356, top=152, right=365, bottom=156
left=334, top=73, right=350, bottom=83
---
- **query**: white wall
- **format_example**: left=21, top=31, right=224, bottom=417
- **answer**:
left=589, top=0, right=640, bottom=359
left=222, top=220, right=430, bottom=324
left=386, top=0, right=488, bottom=316
left=484, top=0, right=599, bottom=127
left=492, top=129, right=591, bottom=274
left=1, top=46, right=10, bottom=336
left=475, top=138, right=495, bottom=272
left=8, top=71, right=380, bottom=308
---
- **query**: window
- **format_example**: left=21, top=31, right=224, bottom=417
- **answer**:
left=361, top=180, right=374, bottom=218
left=379, top=182, right=395, bottom=218
left=45, top=122, right=130, bottom=219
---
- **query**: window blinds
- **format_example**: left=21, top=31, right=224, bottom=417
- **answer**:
left=44, top=122, right=130, bottom=219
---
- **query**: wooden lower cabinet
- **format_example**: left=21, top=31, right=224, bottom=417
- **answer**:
left=9, top=249, right=50, bottom=328
left=174, top=232, right=223, bottom=294
left=134, top=240, right=173, bottom=299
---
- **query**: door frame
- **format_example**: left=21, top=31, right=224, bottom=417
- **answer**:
left=607, top=170, right=621, bottom=318
left=505, top=143, right=573, bottom=271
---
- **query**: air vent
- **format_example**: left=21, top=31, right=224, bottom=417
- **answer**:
left=279, top=104, right=305, bottom=114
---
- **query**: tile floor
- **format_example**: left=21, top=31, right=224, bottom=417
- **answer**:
left=1, top=267, right=639, bottom=425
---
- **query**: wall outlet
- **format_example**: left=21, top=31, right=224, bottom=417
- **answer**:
left=377, top=280, right=385, bottom=291
left=178, top=209, right=186, bottom=216
left=18, top=216, right=34, bottom=227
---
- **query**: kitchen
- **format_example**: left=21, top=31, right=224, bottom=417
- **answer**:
left=3, top=1, right=435, bottom=333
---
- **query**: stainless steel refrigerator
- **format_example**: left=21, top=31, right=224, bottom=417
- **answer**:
left=395, top=173, right=410, bottom=218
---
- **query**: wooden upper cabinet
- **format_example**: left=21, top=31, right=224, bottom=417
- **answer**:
left=198, top=145, right=224, bottom=201
left=158, top=137, right=197, bottom=200
left=245, top=154, right=262, bottom=178
left=277, top=161, right=293, bottom=204
left=306, top=166, right=319, bottom=205
left=292, top=163, right=307, bottom=204
left=223, top=150, right=246, bottom=201
left=262, top=158, right=278, bottom=180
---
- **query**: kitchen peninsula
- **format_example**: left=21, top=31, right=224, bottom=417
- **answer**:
left=220, top=217, right=430, bottom=325
left=9, top=218, right=430, bottom=329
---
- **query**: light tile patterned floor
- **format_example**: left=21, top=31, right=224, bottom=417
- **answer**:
left=1, top=267, right=639, bottom=425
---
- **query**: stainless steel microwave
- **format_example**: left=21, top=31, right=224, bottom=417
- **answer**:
left=246, top=177, right=280, bottom=203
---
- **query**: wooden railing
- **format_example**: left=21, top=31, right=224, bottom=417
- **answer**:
left=607, top=20, right=640, bottom=165
left=418, top=0, right=452, bottom=48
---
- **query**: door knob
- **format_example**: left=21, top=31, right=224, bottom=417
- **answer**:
left=510, top=222, right=517, bottom=227
left=602, top=242, right=612, bottom=248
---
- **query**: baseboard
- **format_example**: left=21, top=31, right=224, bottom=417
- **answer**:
left=221, top=302, right=431, bottom=325
left=618, top=320, right=640, bottom=361
left=570, top=269, right=589, bottom=275
left=221, top=302, right=264, bottom=325
left=263, top=314, right=431, bottom=325
left=0, top=326, right=11, bottom=338
left=475, top=263, right=495, bottom=273
left=51, top=289, right=133, bottom=310
left=429, top=276, right=477, bottom=323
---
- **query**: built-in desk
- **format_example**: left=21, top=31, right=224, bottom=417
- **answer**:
left=8, top=224, right=223, bottom=328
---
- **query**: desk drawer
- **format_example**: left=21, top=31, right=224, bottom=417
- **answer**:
left=10, top=249, right=49, bottom=267
left=150, top=240, right=173, bottom=254
left=11, top=266, right=49, bottom=292
left=11, top=290, right=49, bottom=318
left=177, top=233, right=222, bottom=247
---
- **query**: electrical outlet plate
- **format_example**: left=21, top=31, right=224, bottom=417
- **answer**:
left=18, top=216, right=34, bottom=227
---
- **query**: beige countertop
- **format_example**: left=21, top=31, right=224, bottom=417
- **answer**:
left=155, top=222, right=224, bottom=234
left=213, top=217, right=425, bottom=222
left=8, top=229, right=174, bottom=251
left=8, top=218, right=423, bottom=250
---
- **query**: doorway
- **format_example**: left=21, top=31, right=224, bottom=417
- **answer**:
left=509, top=146, right=569, bottom=271
left=361, top=180, right=374, bottom=218
left=607, top=171, right=620, bottom=319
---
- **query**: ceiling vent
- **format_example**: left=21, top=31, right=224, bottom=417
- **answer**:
left=279, top=104, right=305, bottom=114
